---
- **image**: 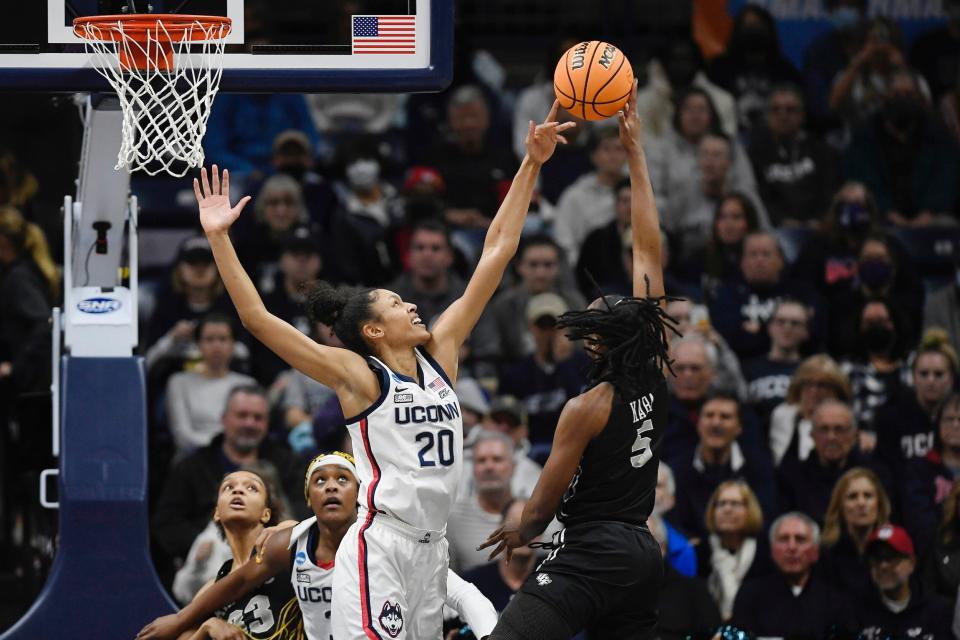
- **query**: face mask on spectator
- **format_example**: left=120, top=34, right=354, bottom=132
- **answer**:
left=862, top=323, right=895, bottom=353
left=837, top=201, right=871, bottom=232
left=346, top=159, right=380, bottom=190
left=858, top=258, right=893, bottom=289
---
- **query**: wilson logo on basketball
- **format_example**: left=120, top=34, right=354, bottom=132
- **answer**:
left=77, top=297, right=122, bottom=314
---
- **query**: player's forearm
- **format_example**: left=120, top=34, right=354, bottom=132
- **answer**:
left=628, top=148, right=662, bottom=263
left=205, top=230, right=268, bottom=328
left=481, top=156, right=541, bottom=257
left=174, top=565, right=265, bottom=630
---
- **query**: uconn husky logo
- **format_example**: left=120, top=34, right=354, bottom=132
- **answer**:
left=378, top=600, right=403, bottom=637
left=394, top=402, right=460, bottom=424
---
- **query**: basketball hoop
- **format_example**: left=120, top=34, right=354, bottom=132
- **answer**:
left=73, top=14, right=231, bottom=176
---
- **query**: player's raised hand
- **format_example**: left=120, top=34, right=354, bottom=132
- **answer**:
left=194, top=165, right=252, bottom=235
left=617, top=80, right=642, bottom=156
left=525, top=100, right=576, bottom=165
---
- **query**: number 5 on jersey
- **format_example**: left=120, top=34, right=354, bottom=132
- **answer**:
left=630, top=419, right=654, bottom=468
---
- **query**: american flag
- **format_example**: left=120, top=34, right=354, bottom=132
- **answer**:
left=352, top=15, right=416, bottom=55
left=428, top=378, right=446, bottom=392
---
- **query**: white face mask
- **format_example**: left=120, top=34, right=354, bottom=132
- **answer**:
left=346, top=159, right=380, bottom=190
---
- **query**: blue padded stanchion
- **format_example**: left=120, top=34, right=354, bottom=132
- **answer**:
left=2, top=357, right=175, bottom=639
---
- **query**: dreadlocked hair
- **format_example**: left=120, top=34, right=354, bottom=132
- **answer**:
left=557, top=283, right=680, bottom=396
left=304, top=280, right=378, bottom=355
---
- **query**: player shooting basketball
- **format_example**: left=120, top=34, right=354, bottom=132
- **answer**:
left=480, top=82, right=676, bottom=640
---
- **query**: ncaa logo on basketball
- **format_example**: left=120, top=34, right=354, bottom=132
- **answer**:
left=598, top=44, right=617, bottom=70
left=77, top=297, right=122, bottom=314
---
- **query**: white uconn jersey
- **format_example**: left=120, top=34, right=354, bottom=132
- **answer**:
left=346, top=346, right=463, bottom=532
left=288, top=517, right=335, bottom=640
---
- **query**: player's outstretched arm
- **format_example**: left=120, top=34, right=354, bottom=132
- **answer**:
left=445, top=570, right=498, bottom=639
left=479, top=385, right=612, bottom=562
left=135, top=528, right=293, bottom=640
left=427, top=102, right=575, bottom=374
left=617, top=83, right=665, bottom=301
left=195, top=166, right=374, bottom=398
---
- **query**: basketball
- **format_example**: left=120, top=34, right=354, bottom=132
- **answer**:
left=554, top=41, right=634, bottom=121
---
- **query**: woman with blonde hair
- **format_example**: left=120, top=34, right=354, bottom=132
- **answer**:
left=695, top=480, right=772, bottom=620
left=0, top=205, right=58, bottom=393
left=875, top=328, right=958, bottom=476
left=819, top=466, right=891, bottom=603
left=768, top=354, right=852, bottom=467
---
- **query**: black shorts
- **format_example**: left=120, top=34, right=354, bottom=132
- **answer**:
left=497, top=520, right=663, bottom=640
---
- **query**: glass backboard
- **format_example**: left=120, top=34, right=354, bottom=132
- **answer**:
left=0, top=0, right=452, bottom=92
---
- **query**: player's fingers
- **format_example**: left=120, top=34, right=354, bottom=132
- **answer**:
left=557, top=121, right=576, bottom=132
left=193, top=178, right=203, bottom=203
left=557, top=135, right=568, bottom=145
left=487, top=540, right=506, bottom=561
left=222, top=168, right=230, bottom=196
left=211, top=164, right=221, bottom=195
left=234, top=195, right=253, bottom=216
left=547, top=99, right=559, bottom=123
left=476, top=535, right=498, bottom=551
left=200, top=167, right=211, bottom=197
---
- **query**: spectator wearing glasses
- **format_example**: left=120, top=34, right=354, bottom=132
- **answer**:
left=875, top=329, right=958, bottom=480
left=747, top=83, right=839, bottom=227
left=856, top=524, right=953, bottom=639
left=900, top=392, right=960, bottom=549
left=778, top=400, right=891, bottom=525
left=742, top=299, right=809, bottom=427
left=768, top=354, right=853, bottom=468
left=695, top=480, right=772, bottom=620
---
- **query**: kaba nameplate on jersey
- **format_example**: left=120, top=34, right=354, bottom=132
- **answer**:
left=628, top=392, right=655, bottom=424
left=394, top=402, right=460, bottom=425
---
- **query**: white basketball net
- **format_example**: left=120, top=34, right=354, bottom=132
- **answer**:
left=76, top=18, right=229, bottom=177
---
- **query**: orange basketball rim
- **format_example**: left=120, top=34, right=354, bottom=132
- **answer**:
left=73, top=14, right=232, bottom=72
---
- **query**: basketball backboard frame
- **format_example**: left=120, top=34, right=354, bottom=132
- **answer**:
left=0, top=0, right=453, bottom=93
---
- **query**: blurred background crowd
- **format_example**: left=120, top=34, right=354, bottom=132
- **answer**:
left=8, top=0, right=960, bottom=637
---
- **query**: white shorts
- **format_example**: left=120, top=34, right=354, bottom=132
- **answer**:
left=332, top=509, right=449, bottom=640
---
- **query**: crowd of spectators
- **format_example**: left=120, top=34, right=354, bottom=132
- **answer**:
left=10, top=1, right=960, bottom=637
